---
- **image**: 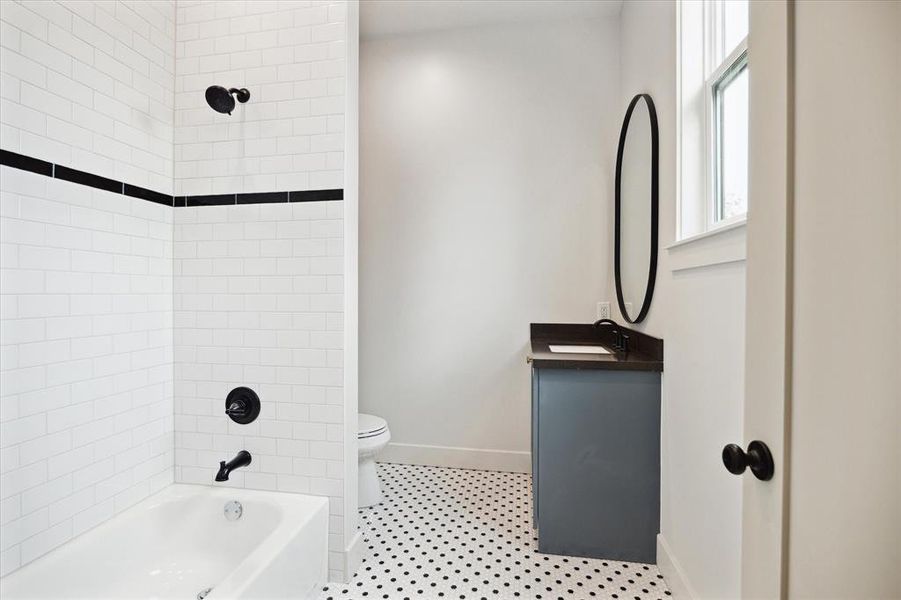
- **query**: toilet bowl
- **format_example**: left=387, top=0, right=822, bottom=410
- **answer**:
left=358, top=413, right=390, bottom=508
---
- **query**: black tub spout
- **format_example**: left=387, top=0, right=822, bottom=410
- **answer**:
left=215, top=450, right=252, bottom=482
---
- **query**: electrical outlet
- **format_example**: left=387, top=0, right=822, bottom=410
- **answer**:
left=596, top=301, right=611, bottom=320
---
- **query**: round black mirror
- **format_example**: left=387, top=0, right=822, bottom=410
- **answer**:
left=614, top=93, right=659, bottom=324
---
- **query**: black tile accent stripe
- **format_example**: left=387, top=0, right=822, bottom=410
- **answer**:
left=54, top=164, right=122, bottom=194
left=0, top=148, right=343, bottom=207
left=0, top=149, right=53, bottom=177
left=290, top=188, right=343, bottom=202
left=186, top=193, right=235, bottom=207
left=124, top=183, right=174, bottom=206
left=238, top=191, right=288, bottom=204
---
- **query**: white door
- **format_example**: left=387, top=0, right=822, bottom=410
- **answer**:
left=740, top=1, right=793, bottom=598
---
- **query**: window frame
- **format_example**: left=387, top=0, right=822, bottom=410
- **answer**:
left=676, top=0, right=749, bottom=243
left=707, top=44, right=748, bottom=226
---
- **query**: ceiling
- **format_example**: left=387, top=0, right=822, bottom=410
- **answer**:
left=360, top=0, right=624, bottom=39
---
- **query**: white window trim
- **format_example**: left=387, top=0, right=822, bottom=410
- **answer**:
left=675, top=0, right=749, bottom=259
left=666, top=214, right=747, bottom=272
left=667, top=219, right=746, bottom=272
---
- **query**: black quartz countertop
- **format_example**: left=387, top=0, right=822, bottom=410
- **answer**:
left=529, top=323, right=664, bottom=372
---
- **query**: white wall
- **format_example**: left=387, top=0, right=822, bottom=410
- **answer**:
left=616, top=2, right=744, bottom=598
left=623, top=2, right=901, bottom=598
left=170, top=2, right=351, bottom=581
left=0, top=168, right=174, bottom=578
left=0, top=0, right=176, bottom=194
left=172, top=201, right=347, bottom=580
left=0, top=0, right=177, bottom=578
left=789, top=1, right=900, bottom=596
left=359, top=18, right=620, bottom=471
left=340, top=0, right=361, bottom=580
left=174, top=0, right=345, bottom=196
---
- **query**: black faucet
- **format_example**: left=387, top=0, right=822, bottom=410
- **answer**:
left=592, top=318, right=630, bottom=353
left=215, top=450, right=252, bottom=482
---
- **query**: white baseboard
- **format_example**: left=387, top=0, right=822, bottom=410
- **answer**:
left=380, top=442, right=531, bottom=473
left=657, top=534, right=697, bottom=600
left=341, top=530, right=364, bottom=583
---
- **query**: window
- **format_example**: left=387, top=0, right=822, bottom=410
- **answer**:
left=677, top=0, right=749, bottom=240
left=712, top=51, right=748, bottom=222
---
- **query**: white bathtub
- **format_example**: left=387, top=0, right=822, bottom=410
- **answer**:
left=0, top=484, right=328, bottom=599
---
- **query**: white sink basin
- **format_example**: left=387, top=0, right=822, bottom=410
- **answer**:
left=548, top=344, right=610, bottom=354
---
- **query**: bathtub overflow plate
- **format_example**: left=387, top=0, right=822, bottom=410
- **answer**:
left=224, top=500, right=243, bottom=521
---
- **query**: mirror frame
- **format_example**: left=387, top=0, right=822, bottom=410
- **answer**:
left=614, top=93, right=659, bottom=324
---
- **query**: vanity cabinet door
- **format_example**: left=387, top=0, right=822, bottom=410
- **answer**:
left=531, top=366, right=539, bottom=527
left=536, top=368, right=660, bottom=563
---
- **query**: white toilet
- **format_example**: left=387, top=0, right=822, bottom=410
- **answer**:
left=357, top=413, right=390, bottom=508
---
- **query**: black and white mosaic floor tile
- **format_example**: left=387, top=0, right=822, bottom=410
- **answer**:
left=318, top=463, right=670, bottom=600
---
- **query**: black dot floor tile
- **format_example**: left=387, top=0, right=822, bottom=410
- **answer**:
left=317, top=463, right=670, bottom=600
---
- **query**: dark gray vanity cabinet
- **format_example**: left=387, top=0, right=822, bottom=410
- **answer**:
left=529, top=323, right=663, bottom=564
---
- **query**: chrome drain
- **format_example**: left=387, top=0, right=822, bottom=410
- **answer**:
left=197, top=587, right=213, bottom=600
left=224, top=500, right=242, bottom=521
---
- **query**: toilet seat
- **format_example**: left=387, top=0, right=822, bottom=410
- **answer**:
left=358, top=413, right=388, bottom=439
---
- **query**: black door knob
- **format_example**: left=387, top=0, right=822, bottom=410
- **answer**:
left=722, top=440, right=774, bottom=481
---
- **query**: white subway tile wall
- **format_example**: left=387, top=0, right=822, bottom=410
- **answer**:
left=0, top=166, right=175, bottom=577
left=0, top=0, right=350, bottom=582
left=172, top=201, right=345, bottom=578
left=174, top=0, right=346, bottom=196
left=0, top=1, right=176, bottom=194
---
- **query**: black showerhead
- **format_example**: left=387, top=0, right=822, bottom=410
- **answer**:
left=205, top=86, right=250, bottom=115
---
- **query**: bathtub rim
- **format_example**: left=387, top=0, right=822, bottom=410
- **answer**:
left=205, top=484, right=329, bottom=598
left=0, top=483, right=330, bottom=600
